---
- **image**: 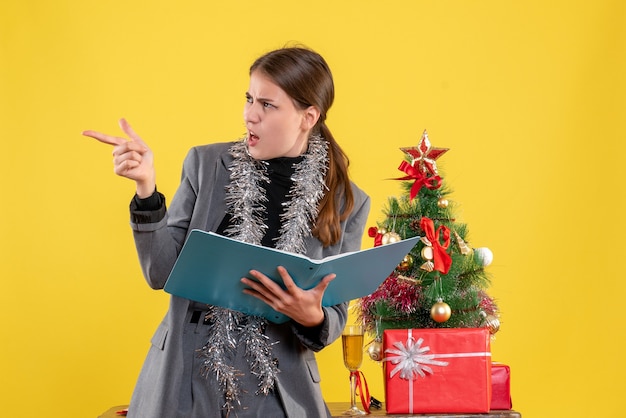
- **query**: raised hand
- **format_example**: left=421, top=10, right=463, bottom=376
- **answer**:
left=83, top=118, right=156, bottom=198
left=241, top=266, right=336, bottom=327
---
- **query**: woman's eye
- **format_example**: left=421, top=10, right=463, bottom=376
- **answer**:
left=263, top=102, right=275, bottom=109
left=245, top=94, right=253, bottom=103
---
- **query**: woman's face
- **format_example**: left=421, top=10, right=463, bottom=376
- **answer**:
left=244, top=71, right=316, bottom=160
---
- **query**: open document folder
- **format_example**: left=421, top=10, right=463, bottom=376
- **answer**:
left=164, top=230, right=421, bottom=323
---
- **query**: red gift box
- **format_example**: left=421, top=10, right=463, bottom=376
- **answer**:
left=383, top=328, right=492, bottom=414
left=491, top=363, right=512, bottom=410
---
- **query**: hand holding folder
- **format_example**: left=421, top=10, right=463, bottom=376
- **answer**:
left=164, top=230, right=421, bottom=323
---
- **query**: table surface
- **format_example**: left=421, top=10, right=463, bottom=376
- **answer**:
left=99, top=402, right=521, bottom=417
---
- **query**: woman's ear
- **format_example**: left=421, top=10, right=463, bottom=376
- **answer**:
left=301, top=106, right=321, bottom=131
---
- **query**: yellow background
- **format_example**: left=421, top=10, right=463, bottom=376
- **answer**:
left=1, top=1, right=624, bottom=417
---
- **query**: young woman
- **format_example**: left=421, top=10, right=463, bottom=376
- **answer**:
left=84, top=47, right=370, bottom=418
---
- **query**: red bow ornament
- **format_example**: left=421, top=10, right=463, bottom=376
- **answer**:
left=368, top=226, right=384, bottom=247
left=396, top=161, right=443, bottom=200
left=419, top=217, right=452, bottom=275
left=350, top=370, right=371, bottom=414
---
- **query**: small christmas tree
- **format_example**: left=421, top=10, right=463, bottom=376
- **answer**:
left=358, top=131, right=500, bottom=358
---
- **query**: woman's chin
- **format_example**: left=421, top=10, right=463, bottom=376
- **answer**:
left=246, top=145, right=267, bottom=161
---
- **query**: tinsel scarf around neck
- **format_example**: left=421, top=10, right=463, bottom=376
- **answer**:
left=198, top=135, right=329, bottom=413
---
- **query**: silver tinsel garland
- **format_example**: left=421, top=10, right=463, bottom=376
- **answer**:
left=200, top=306, right=242, bottom=410
left=198, top=135, right=329, bottom=414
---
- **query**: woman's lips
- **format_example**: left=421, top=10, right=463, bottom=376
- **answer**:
left=248, top=132, right=260, bottom=146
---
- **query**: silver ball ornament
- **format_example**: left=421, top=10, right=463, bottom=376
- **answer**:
left=475, top=247, right=494, bottom=266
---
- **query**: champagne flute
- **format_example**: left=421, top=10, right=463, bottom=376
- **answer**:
left=342, top=324, right=366, bottom=415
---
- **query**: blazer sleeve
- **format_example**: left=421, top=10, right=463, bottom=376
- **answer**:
left=129, top=147, right=202, bottom=289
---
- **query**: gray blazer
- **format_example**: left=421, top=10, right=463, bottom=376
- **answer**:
left=126, top=142, right=371, bottom=418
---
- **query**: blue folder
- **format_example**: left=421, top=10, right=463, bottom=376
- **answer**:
left=164, top=230, right=421, bottom=323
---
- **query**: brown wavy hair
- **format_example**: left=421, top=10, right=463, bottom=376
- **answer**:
left=250, top=46, right=354, bottom=247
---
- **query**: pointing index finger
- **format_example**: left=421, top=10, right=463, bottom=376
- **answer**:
left=82, top=129, right=127, bottom=146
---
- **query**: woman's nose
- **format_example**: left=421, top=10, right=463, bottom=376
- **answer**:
left=243, top=103, right=260, bottom=124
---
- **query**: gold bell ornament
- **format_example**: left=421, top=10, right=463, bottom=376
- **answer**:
left=367, top=338, right=384, bottom=361
left=484, top=314, right=500, bottom=335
